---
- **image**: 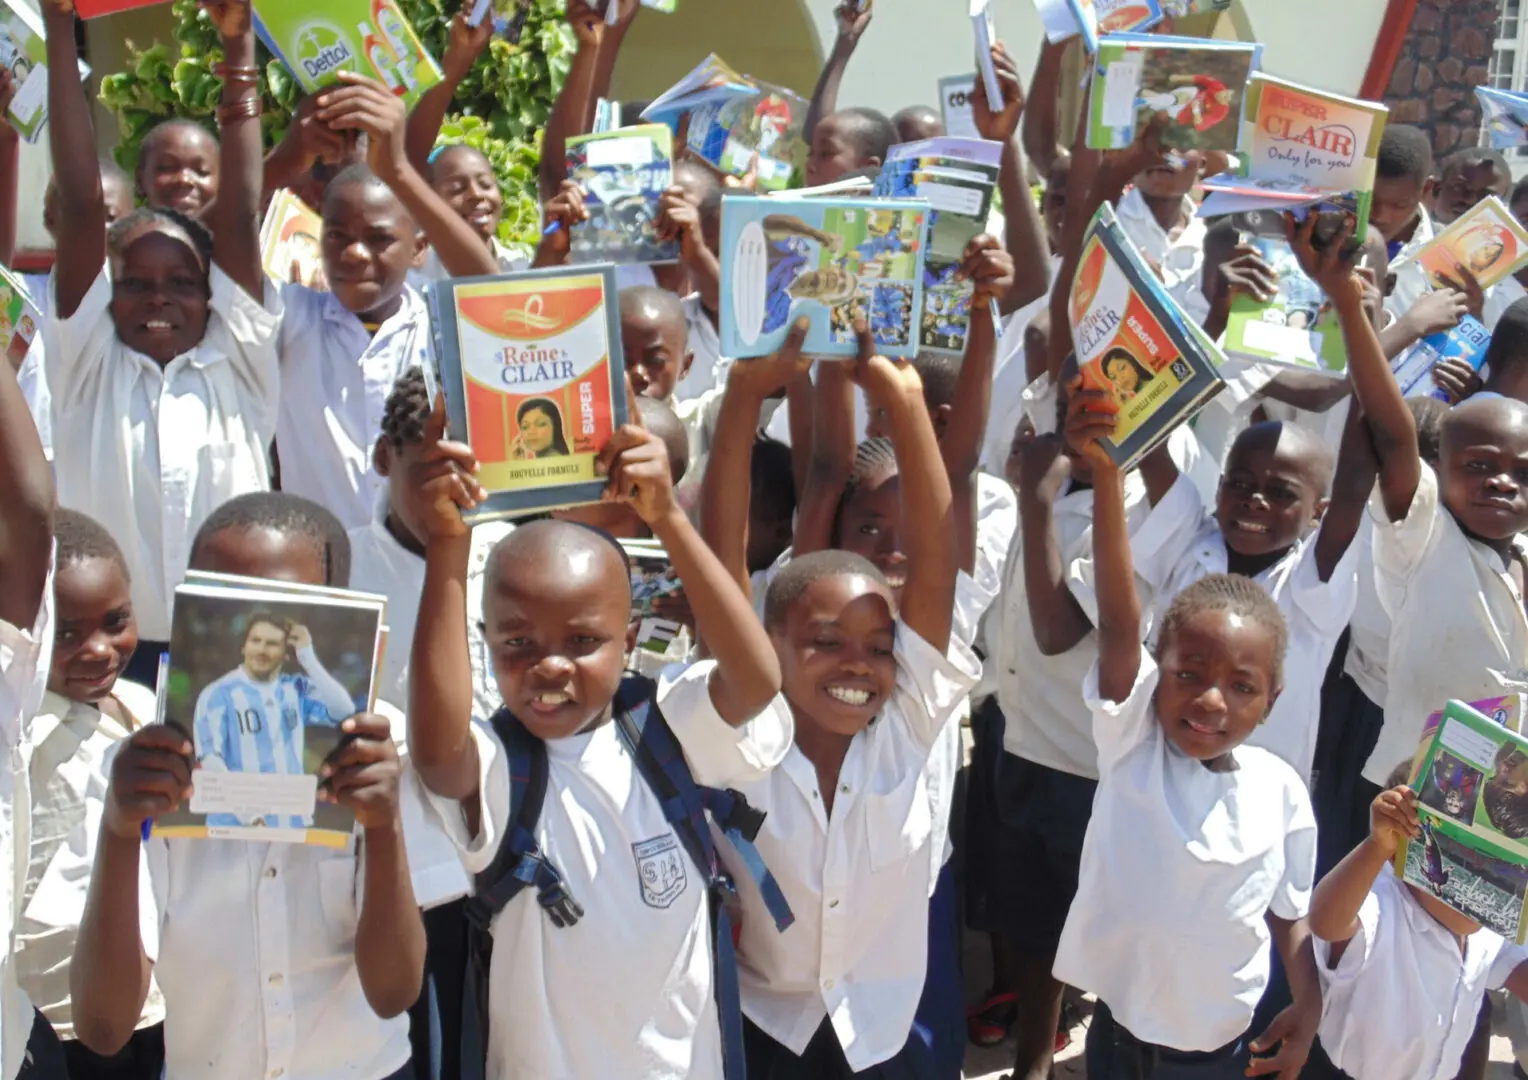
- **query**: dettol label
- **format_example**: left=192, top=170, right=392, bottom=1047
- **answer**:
left=254, top=0, right=441, bottom=107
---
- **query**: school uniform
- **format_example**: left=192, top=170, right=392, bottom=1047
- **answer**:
left=14, top=684, right=165, bottom=1079
left=346, top=494, right=512, bottom=718
left=1, top=565, right=53, bottom=1080
left=48, top=267, right=281, bottom=660
left=275, top=284, right=433, bottom=531
left=726, top=617, right=979, bottom=1077
left=1055, top=650, right=1316, bottom=1075
left=423, top=661, right=793, bottom=1080
left=1316, top=869, right=1528, bottom=1080
left=979, top=255, right=1060, bottom=475
left=1364, top=464, right=1528, bottom=786
left=15, top=272, right=52, bottom=463
left=1384, top=208, right=1437, bottom=322
left=675, top=293, right=727, bottom=406
left=1114, top=187, right=1209, bottom=324
left=970, top=468, right=1201, bottom=952
left=405, top=241, right=528, bottom=294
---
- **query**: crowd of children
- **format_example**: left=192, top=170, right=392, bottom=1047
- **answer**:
left=7, top=0, right=1528, bottom=1079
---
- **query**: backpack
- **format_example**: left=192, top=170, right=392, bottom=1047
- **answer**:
left=460, top=674, right=794, bottom=1080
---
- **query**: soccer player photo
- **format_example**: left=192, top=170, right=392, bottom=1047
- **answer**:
left=154, top=579, right=386, bottom=845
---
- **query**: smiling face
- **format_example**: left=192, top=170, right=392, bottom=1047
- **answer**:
left=109, top=223, right=211, bottom=365
left=483, top=527, right=633, bottom=741
left=49, top=556, right=138, bottom=705
left=139, top=123, right=219, bottom=220
left=1215, top=424, right=1329, bottom=564
left=773, top=573, right=897, bottom=738
left=1154, top=608, right=1281, bottom=764
left=1439, top=397, right=1528, bottom=542
left=519, top=405, right=557, bottom=455
left=430, top=145, right=503, bottom=243
left=241, top=619, right=289, bottom=682
left=321, top=179, right=423, bottom=322
left=837, top=468, right=908, bottom=602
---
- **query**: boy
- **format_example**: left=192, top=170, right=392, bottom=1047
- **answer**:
left=407, top=401, right=792, bottom=1078
left=1113, top=153, right=1209, bottom=321
left=621, top=286, right=694, bottom=403
left=806, top=107, right=897, bottom=189
left=1375, top=125, right=1439, bottom=316
left=1310, top=767, right=1528, bottom=1080
left=1307, top=209, right=1528, bottom=792
left=802, top=0, right=874, bottom=151
left=1431, top=147, right=1511, bottom=227
left=43, top=0, right=278, bottom=689
left=14, top=511, right=164, bottom=1080
left=70, top=491, right=434, bottom=1080
left=134, top=119, right=219, bottom=222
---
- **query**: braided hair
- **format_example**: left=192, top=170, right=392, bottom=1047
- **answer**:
left=380, top=368, right=432, bottom=450
left=1157, top=573, right=1288, bottom=689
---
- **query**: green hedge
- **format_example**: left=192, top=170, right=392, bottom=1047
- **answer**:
left=97, top=0, right=574, bottom=248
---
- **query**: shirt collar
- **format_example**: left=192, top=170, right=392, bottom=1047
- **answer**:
left=320, top=282, right=427, bottom=344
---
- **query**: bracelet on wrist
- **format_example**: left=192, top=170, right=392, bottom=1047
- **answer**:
left=217, top=95, right=262, bottom=124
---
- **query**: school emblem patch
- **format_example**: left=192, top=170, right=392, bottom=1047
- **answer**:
left=633, top=833, right=687, bottom=909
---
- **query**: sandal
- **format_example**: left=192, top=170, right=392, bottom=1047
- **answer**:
left=1054, top=997, right=1082, bottom=1053
left=967, top=990, right=1018, bottom=1047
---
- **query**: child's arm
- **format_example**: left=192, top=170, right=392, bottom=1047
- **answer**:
left=1254, top=371, right=1352, bottom=415
left=943, top=236, right=1013, bottom=574
left=264, top=94, right=348, bottom=203
left=203, top=0, right=266, bottom=300
left=585, top=0, right=638, bottom=133
left=851, top=324, right=959, bottom=651
left=1252, top=914, right=1319, bottom=1079
left=1313, top=380, right=1378, bottom=582
left=1021, top=39, right=1067, bottom=179
left=0, top=325, right=52, bottom=631
left=1377, top=286, right=1469, bottom=361
left=1067, top=385, right=1138, bottom=703
left=972, top=40, right=1050, bottom=314
left=536, top=0, right=605, bottom=203
left=1289, top=214, right=1421, bottom=524
left=318, top=72, right=497, bottom=278
left=408, top=396, right=490, bottom=802
left=657, top=187, right=719, bottom=312
left=72, top=727, right=194, bottom=1053
left=785, top=369, right=815, bottom=499
left=794, top=359, right=855, bottom=556
left=698, top=319, right=811, bottom=597
left=0, top=71, right=16, bottom=268
left=803, top=1, right=872, bottom=145
left=42, top=0, right=104, bottom=318
left=1019, top=434, right=1092, bottom=655
left=600, top=423, right=783, bottom=723
left=531, top=181, right=588, bottom=268
left=322, top=712, right=426, bottom=1018
left=404, top=7, right=491, bottom=177
left=1308, top=785, right=1418, bottom=961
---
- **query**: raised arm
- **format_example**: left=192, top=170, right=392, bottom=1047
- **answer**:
left=585, top=0, right=638, bottom=133
left=1019, top=433, right=1091, bottom=655
left=263, top=95, right=348, bottom=206
left=404, top=8, right=491, bottom=176
left=1312, top=360, right=1378, bottom=582
left=42, top=0, right=104, bottom=318
left=1067, top=386, right=1138, bottom=702
left=972, top=40, right=1050, bottom=314
left=804, top=1, right=872, bottom=144
left=319, top=71, right=497, bottom=278
left=408, top=396, right=490, bottom=801
left=795, top=358, right=856, bottom=556
left=203, top=0, right=265, bottom=298
left=854, top=325, right=958, bottom=650
left=1021, top=39, right=1067, bottom=179
left=0, top=73, right=17, bottom=268
left=537, top=1, right=605, bottom=202
left=600, top=424, right=782, bottom=723
left=0, top=328, right=53, bottom=631
left=698, top=321, right=811, bottom=597
left=1309, top=785, right=1418, bottom=960
left=657, top=186, right=720, bottom=312
left=1289, top=214, right=1420, bottom=523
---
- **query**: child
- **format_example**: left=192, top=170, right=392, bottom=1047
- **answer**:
left=701, top=318, right=982, bottom=1077
left=1305, top=211, right=1528, bottom=793
left=802, top=1, right=875, bottom=154
left=135, top=119, right=219, bottom=222
left=1376, top=125, right=1440, bottom=317
left=277, top=71, right=513, bottom=531
left=69, top=491, right=431, bottom=1080
left=1059, top=399, right=1320, bottom=1080
left=14, top=511, right=164, bottom=1080
left=1431, top=146, right=1511, bottom=227
left=0, top=293, right=63, bottom=1080
left=349, top=369, right=512, bottom=719
left=621, top=286, right=694, bottom=403
left=43, top=0, right=279, bottom=689
left=407, top=398, right=791, bottom=1079
left=1113, top=153, right=1209, bottom=320
left=1309, top=766, right=1528, bottom=1080
left=805, top=107, right=897, bottom=189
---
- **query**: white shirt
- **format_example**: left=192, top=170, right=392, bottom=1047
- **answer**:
left=1316, top=869, right=1528, bottom=1080
left=1365, top=464, right=1528, bottom=785
left=727, top=624, right=979, bottom=1070
left=1148, top=516, right=1359, bottom=782
left=0, top=569, right=51, bottom=1080
left=1385, top=208, right=1438, bottom=322
left=1342, top=517, right=1391, bottom=708
left=981, top=256, right=1061, bottom=474
left=674, top=293, right=726, bottom=406
left=347, top=493, right=511, bottom=719
left=405, top=239, right=528, bottom=294
left=276, top=284, right=432, bottom=531
left=48, top=267, right=282, bottom=640
left=1114, top=187, right=1207, bottom=318
left=14, top=272, right=52, bottom=463
left=15, top=685, right=163, bottom=1039
left=1054, top=652, right=1317, bottom=1051
left=426, top=661, right=793, bottom=1080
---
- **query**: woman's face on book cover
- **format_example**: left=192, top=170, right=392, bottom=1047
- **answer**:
left=520, top=405, right=558, bottom=455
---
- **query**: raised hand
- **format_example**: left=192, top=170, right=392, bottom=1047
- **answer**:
left=597, top=425, right=678, bottom=525
left=316, top=72, right=409, bottom=180
left=1063, top=377, right=1120, bottom=475
left=406, top=393, right=486, bottom=540
left=105, top=727, right=195, bottom=840
left=958, top=233, right=1014, bottom=303
left=199, top=0, right=252, bottom=39
left=728, top=316, right=813, bottom=397
left=319, top=712, right=402, bottom=831
left=442, top=9, right=494, bottom=84
left=971, top=40, right=1024, bottom=142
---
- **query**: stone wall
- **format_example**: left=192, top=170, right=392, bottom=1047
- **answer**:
left=1383, top=0, right=1500, bottom=156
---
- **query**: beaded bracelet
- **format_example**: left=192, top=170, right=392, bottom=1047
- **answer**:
left=217, top=96, right=262, bottom=124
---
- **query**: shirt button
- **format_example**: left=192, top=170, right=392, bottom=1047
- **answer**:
left=823, top=980, right=834, bottom=991
left=839, top=785, right=849, bottom=794
left=828, top=899, right=839, bottom=909
left=264, top=868, right=278, bottom=879
left=270, top=1071, right=284, bottom=1079
left=268, top=974, right=284, bottom=987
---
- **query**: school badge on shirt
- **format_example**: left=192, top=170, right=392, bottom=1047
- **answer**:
left=633, top=834, right=687, bottom=908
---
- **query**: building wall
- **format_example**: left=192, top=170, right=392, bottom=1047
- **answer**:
left=1383, top=0, right=1500, bottom=157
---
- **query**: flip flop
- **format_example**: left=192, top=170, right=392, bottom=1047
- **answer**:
left=967, top=990, right=1018, bottom=1047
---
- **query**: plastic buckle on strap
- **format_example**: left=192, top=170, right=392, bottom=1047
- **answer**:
left=536, top=876, right=585, bottom=928
left=718, top=789, right=767, bottom=844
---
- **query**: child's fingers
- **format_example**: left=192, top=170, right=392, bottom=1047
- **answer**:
left=130, top=725, right=195, bottom=758
left=1068, top=387, right=1120, bottom=415
left=423, top=390, right=450, bottom=444
left=595, top=423, right=645, bottom=477
left=779, top=314, right=810, bottom=363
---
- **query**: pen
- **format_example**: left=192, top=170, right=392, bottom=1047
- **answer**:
left=543, top=220, right=563, bottom=237
left=141, top=819, right=151, bottom=842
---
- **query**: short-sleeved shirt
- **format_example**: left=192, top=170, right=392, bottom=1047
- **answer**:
left=1053, top=651, right=1317, bottom=1051
left=425, top=662, right=793, bottom=1080
left=1316, top=870, right=1528, bottom=1080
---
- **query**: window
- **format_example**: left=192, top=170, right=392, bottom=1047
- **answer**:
left=1492, top=0, right=1528, bottom=173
